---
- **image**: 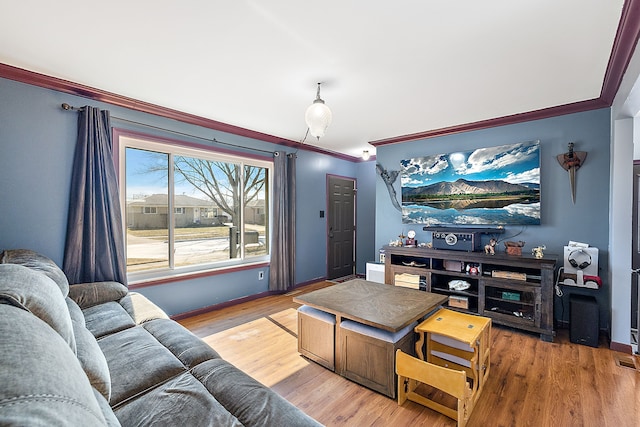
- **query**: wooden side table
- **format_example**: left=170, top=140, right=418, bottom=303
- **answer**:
left=397, top=308, right=491, bottom=426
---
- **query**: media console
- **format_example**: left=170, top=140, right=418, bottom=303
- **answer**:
left=384, top=245, right=557, bottom=341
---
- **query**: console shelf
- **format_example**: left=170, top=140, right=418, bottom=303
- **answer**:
left=384, top=245, right=556, bottom=341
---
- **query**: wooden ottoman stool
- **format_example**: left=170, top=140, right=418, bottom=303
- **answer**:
left=297, top=305, right=336, bottom=371
left=340, top=319, right=416, bottom=398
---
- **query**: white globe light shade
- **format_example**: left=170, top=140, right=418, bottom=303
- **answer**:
left=305, top=100, right=332, bottom=138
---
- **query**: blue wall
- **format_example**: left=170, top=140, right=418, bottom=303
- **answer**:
left=0, top=77, right=376, bottom=316
left=374, top=108, right=612, bottom=328
left=292, top=150, right=377, bottom=283
left=1, top=74, right=612, bottom=328
left=356, top=160, right=378, bottom=269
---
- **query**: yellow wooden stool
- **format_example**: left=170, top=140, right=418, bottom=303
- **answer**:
left=396, top=308, right=491, bottom=427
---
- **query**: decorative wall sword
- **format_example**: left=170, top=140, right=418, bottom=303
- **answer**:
left=556, top=142, right=587, bottom=204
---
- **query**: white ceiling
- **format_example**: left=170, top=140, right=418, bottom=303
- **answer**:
left=0, top=1, right=626, bottom=158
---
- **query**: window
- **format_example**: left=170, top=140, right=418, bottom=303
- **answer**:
left=117, top=132, right=271, bottom=281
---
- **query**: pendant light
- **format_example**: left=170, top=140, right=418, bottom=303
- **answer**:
left=305, top=82, right=332, bottom=140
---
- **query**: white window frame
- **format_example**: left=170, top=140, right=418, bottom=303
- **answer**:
left=116, top=131, right=272, bottom=284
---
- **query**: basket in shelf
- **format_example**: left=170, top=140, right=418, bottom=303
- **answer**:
left=448, top=295, right=469, bottom=309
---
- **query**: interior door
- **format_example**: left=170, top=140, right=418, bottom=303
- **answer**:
left=327, top=175, right=356, bottom=280
left=632, top=163, right=640, bottom=348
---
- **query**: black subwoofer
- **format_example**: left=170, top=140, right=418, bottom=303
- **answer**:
left=570, top=294, right=599, bottom=347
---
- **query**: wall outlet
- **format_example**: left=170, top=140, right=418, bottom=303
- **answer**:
left=258, top=271, right=264, bottom=280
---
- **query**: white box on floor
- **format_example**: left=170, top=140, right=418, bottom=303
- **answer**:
left=366, top=262, right=385, bottom=284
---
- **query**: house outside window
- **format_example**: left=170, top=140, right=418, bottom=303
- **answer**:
left=117, top=132, right=271, bottom=282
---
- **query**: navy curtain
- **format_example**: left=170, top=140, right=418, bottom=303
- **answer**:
left=63, top=106, right=127, bottom=285
left=269, top=151, right=296, bottom=292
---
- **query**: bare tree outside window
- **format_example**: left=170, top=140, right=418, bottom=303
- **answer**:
left=174, top=157, right=241, bottom=226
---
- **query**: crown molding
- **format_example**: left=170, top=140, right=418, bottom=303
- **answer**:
left=0, top=63, right=361, bottom=163
left=369, top=98, right=608, bottom=147
left=370, top=0, right=640, bottom=147
left=2, top=0, right=639, bottom=156
left=601, top=0, right=640, bottom=105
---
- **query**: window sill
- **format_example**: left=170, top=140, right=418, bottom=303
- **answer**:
left=128, top=260, right=270, bottom=289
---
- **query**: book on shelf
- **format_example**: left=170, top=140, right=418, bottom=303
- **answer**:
left=491, top=270, right=527, bottom=281
left=394, top=273, right=420, bottom=289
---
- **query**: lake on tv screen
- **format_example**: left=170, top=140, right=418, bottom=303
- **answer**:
left=401, top=202, right=541, bottom=226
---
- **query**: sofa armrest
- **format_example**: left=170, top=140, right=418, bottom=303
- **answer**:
left=69, top=281, right=128, bottom=309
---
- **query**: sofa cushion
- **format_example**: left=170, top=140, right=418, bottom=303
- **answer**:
left=142, top=318, right=221, bottom=368
left=113, top=372, right=243, bottom=426
left=98, top=327, right=187, bottom=406
left=0, top=264, right=76, bottom=352
left=0, top=304, right=107, bottom=426
left=67, top=298, right=112, bottom=401
left=340, top=319, right=417, bottom=343
left=83, top=301, right=136, bottom=339
left=74, top=317, right=112, bottom=401
left=69, top=281, right=128, bottom=309
left=0, top=249, right=70, bottom=297
left=119, top=292, right=169, bottom=324
left=66, top=297, right=86, bottom=326
left=193, top=359, right=323, bottom=427
left=92, top=389, right=122, bottom=427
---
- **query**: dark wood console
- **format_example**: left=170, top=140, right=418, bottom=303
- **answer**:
left=383, top=245, right=557, bottom=341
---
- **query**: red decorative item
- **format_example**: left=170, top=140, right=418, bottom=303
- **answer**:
left=504, top=241, right=525, bottom=256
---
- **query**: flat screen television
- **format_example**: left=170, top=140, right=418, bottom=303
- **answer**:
left=400, top=140, right=540, bottom=226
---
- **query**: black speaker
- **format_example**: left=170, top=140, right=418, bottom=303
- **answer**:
left=570, top=295, right=599, bottom=347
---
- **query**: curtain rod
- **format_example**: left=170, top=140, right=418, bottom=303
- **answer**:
left=60, top=103, right=283, bottom=156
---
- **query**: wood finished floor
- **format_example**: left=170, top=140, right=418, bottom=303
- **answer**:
left=178, top=282, right=640, bottom=427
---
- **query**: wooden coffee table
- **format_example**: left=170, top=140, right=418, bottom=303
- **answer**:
left=294, top=279, right=447, bottom=397
left=294, top=278, right=446, bottom=332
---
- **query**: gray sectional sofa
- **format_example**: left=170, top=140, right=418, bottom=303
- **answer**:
left=0, top=249, right=321, bottom=426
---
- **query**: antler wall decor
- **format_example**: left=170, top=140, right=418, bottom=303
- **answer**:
left=556, top=142, right=587, bottom=204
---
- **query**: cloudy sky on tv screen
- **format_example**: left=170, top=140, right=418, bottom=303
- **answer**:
left=400, top=140, right=540, bottom=226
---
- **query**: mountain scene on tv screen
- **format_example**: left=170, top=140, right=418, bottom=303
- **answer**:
left=400, top=141, right=540, bottom=226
